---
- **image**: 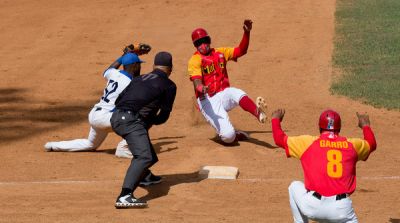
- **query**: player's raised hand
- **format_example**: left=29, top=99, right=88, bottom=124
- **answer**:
left=271, top=109, right=285, bottom=122
left=356, top=112, right=370, bottom=128
left=243, top=19, right=253, bottom=32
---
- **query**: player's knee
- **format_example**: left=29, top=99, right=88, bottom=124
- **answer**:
left=85, top=141, right=99, bottom=150
left=230, top=87, right=246, bottom=102
left=220, top=129, right=236, bottom=144
left=135, top=154, right=153, bottom=167
left=136, top=152, right=158, bottom=167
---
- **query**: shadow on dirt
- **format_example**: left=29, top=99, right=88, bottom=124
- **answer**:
left=141, top=171, right=204, bottom=202
left=0, top=87, right=94, bottom=144
left=209, top=130, right=278, bottom=149
left=389, top=218, right=400, bottom=223
left=98, top=138, right=183, bottom=155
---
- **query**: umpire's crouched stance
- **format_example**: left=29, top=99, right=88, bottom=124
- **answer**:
left=111, top=52, right=176, bottom=208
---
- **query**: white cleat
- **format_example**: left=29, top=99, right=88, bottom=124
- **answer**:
left=256, top=96, right=268, bottom=123
left=44, top=142, right=53, bottom=152
left=115, top=147, right=133, bottom=159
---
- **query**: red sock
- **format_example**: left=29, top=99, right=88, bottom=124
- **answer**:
left=239, top=96, right=258, bottom=118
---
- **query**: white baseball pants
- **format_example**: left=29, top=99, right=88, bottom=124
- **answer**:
left=288, top=181, right=358, bottom=223
left=197, top=87, right=246, bottom=143
left=48, top=107, right=129, bottom=155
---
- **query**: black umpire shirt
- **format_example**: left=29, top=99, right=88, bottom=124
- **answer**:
left=115, top=69, right=177, bottom=125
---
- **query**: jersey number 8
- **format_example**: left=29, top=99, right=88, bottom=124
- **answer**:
left=326, top=149, right=343, bottom=178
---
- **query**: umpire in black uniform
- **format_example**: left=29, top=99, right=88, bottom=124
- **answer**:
left=111, top=51, right=177, bottom=208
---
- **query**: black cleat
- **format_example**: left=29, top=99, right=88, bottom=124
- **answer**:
left=139, top=173, right=162, bottom=186
left=115, top=194, right=147, bottom=209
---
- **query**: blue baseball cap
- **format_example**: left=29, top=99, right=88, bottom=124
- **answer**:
left=121, top=53, right=144, bottom=65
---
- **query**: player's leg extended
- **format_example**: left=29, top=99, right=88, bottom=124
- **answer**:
left=45, top=126, right=109, bottom=152
left=222, top=87, right=267, bottom=123
left=197, top=95, right=236, bottom=144
left=44, top=107, right=110, bottom=152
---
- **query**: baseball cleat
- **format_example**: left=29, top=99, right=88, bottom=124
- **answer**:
left=115, top=194, right=147, bottom=209
left=44, top=142, right=53, bottom=152
left=115, top=147, right=133, bottom=159
left=256, top=96, right=267, bottom=123
left=139, top=173, right=162, bottom=187
left=235, top=130, right=250, bottom=141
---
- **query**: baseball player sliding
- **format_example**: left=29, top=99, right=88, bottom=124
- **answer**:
left=188, top=19, right=267, bottom=144
left=44, top=44, right=151, bottom=158
left=271, top=109, right=377, bottom=222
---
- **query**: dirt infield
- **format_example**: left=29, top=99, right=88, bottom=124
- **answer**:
left=0, top=0, right=399, bottom=222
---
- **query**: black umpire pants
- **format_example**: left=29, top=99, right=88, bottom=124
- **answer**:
left=111, top=109, right=158, bottom=191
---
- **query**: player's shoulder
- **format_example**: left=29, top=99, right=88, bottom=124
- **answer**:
left=290, top=135, right=319, bottom=140
left=288, top=135, right=319, bottom=145
left=105, top=68, right=132, bottom=80
left=103, top=68, right=118, bottom=78
left=103, top=67, right=117, bottom=74
left=188, top=52, right=201, bottom=62
left=215, top=47, right=234, bottom=53
left=346, top=137, right=364, bottom=145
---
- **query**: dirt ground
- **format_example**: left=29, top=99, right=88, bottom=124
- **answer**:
left=0, top=0, right=399, bottom=222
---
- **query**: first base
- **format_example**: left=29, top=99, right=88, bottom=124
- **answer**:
left=199, top=166, right=239, bottom=180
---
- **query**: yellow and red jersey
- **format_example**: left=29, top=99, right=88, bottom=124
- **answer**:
left=188, top=47, right=236, bottom=98
left=272, top=118, right=377, bottom=196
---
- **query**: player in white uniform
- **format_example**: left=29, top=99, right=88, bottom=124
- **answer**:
left=44, top=52, right=144, bottom=158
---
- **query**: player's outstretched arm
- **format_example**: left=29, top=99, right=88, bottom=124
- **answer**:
left=271, top=109, right=287, bottom=148
left=107, top=49, right=127, bottom=71
left=356, top=112, right=377, bottom=152
left=108, top=57, right=122, bottom=70
left=233, top=19, right=253, bottom=59
left=105, top=43, right=151, bottom=72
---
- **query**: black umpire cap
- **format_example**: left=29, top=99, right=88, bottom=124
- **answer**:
left=154, top=51, right=173, bottom=67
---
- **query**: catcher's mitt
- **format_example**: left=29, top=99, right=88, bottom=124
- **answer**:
left=123, top=43, right=151, bottom=55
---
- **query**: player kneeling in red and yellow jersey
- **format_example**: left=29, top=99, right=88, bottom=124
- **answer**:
left=271, top=109, right=376, bottom=223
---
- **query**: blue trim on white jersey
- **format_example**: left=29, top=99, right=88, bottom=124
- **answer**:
left=119, top=70, right=133, bottom=80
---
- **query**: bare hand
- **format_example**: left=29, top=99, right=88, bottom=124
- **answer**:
left=202, top=85, right=209, bottom=94
left=271, top=109, right=285, bottom=122
left=356, top=112, right=370, bottom=128
left=243, top=19, right=253, bottom=32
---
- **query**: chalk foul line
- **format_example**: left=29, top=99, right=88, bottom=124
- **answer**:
left=0, top=176, right=399, bottom=186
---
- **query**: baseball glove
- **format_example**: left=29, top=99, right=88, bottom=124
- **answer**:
left=123, top=43, right=152, bottom=55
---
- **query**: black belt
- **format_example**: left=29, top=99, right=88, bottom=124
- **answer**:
left=95, top=107, right=102, bottom=111
left=309, top=191, right=347, bottom=201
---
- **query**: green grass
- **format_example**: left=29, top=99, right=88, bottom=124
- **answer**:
left=332, top=0, right=400, bottom=110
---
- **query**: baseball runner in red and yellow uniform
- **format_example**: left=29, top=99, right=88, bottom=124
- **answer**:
left=271, top=109, right=377, bottom=223
left=188, top=19, right=267, bottom=144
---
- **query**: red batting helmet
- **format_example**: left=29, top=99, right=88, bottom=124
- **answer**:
left=319, top=109, right=341, bottom=132
left=191, top=28, right=210, bottom=44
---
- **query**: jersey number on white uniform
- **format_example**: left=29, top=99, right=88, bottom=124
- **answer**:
left=101, top=80, right=119, bottom=103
